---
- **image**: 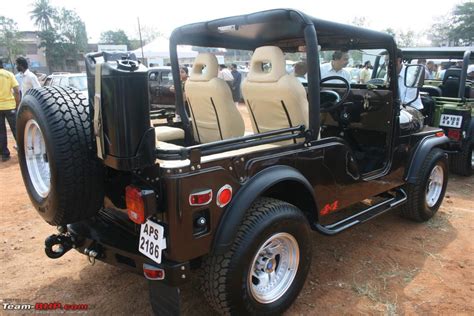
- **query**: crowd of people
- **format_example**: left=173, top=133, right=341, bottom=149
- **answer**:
left=0, top=57, right=40, bottom=162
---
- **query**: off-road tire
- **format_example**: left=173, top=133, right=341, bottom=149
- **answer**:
left=401, top=148, right=448, bottom=222
left=17, top=86, right=104, bottom=225
left=449, top=143, right=473, bottom=176
left=200, top=197, right=312, bottom=315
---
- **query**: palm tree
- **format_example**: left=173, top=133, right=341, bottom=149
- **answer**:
left=30, top=0, right=56, bottom=31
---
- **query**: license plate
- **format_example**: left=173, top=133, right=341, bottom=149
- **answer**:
left=439, top=114, right=462, bottom=128
left=139, top=220, right=167, bottom=264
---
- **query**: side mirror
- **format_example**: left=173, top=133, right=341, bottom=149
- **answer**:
left=404, top=64, right=424, bottom=88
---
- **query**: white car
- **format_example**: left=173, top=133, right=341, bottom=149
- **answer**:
left=43, top=73, right=88, bottom=99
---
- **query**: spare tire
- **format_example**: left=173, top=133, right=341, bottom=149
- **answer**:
left=17, top=86, right=104, bottom=225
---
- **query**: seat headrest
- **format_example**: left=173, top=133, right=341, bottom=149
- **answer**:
left=247, top=46, right=286, bottom=83
left=443, top=68, right=461, bottom=85
left=190, top=53, right=218, bottom=82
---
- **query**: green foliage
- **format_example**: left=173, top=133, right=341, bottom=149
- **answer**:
left=100, top=30, right=130, bottom=48
left=30, top=0, right=56, bottom=31
left=0, top=16, right=24, bottom=71
left=32, top=2, right=88, bottom=72
left=430, top=1, right=474, bottom=46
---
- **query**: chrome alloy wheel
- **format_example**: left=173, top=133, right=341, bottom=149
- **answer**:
left=24, top=119, right=50, bottom=198
left=248, top=232, right=299, bottom=304
left=426, top=165, right=444, bottom=208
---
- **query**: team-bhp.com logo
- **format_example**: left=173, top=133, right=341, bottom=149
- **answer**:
left=2, top=302, right=89, bottom=311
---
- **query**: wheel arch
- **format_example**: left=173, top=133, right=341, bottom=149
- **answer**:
left=212, top=165, right=318, bottom=255
left=405, top=135, right=449, bottom=184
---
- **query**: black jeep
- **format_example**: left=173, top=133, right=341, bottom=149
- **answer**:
left=16, top=9, right=450, bottom=315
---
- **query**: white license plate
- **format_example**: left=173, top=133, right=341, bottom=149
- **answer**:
left=139, top=220, right=167, bottom=264
left=439, top=114, right=462, bottom=128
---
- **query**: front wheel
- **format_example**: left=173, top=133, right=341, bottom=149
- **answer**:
left=201, top=197, right=312, bottom=315
left=401, top=148, right=448, bottom=222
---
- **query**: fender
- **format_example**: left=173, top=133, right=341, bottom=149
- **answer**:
left=405, top=135, right=449, bottom=183
left=212, top=165, right=316, bottom=254
left=466, top=118, right=474, bottom=144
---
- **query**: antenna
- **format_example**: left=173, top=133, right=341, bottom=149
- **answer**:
left=137, top=17, right=144, bottom=61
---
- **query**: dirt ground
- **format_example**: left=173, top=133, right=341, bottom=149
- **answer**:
left=1, top=123, right=473, bottom=315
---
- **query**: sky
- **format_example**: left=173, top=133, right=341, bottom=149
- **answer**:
left=1, top=0, right=461, bottom=43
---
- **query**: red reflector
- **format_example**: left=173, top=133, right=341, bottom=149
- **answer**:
left=217, top=185, right=232, bottom=208
left=126, top=186, right=145, bottom=224
left=435, top=131, right=445, bottom=137
left=143, top=264, right=165, bottom=280
left=189, top=189, right=212, bottom=206
left=447, top=129, right=461, bottom=141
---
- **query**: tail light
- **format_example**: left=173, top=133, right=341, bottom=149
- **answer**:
left=143, top=264, right=165, bottom=280
left=217, top=185, right=232, bottom=208
left=189, top=189, right=212, bottom=206
left=447, top=129, right=460, bottom=141
left=435, top=131, right=445, bottom=137
left=126, top=185, right=146, bottom=224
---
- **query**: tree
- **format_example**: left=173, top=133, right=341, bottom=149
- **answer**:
left=397, top=30, right=416, bottom=48
left=0, top=16, right=24, bottom=71
left=34, top=5, right=88, bottom=72
left=135, top=25, right=166, bottom=45
left=30, top=0, right=56, bottom=31
left=429, top=2, right=474, bottom=46
left=100, top=30, right=131, bottom=48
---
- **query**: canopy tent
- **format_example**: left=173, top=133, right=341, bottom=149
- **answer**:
left=132, top=37, right=198, bottom=59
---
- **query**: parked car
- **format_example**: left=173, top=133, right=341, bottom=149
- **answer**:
left=148, top=66, right=176, bottom=110
left=16, top=9, right=449, bottom=315
left=43, top=73, right=88, bottom=99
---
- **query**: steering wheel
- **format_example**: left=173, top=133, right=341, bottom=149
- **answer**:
left=320, top=76, right=351, bottom=113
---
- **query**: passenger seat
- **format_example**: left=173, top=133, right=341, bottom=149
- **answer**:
left=185, top=53, right=245, bottom=143
left=241, top=46, right=308, bottom=140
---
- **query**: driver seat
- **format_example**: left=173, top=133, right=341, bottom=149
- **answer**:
left=242, top=46, right=308, bottom=142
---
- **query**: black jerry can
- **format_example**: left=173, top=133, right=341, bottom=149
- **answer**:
left=86, top=52, right=155, bottom=170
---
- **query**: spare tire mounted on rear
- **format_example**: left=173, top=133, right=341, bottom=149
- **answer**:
left=17, top=86, right=104, bottom=225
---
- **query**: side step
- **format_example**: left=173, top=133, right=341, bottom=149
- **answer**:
left=315, top=188, right=407, bottom=236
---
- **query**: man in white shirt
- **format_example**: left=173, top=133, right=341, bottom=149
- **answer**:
left=396, top=50, right=423, bottom=110
left=218, top=64, right=234, bottom=89
left=320, top=51, right=352, bottom=83
left=16, top=57, right=40, bottom=96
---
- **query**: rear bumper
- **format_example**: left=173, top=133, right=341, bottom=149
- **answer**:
left=67, top=211, right=190, bottom=286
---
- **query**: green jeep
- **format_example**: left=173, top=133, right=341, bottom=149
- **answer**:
left=374, top=47, right=474, bottom=176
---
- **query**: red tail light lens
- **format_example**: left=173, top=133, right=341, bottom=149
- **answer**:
left=217, top=185, right=232, bottom=208
left=447, top=129, right=460, bottom=141
left=189, top=189, right=212, bottom=206
left=143, top=264, right=165, bottom=280
left=126, top=186, right=145, bottom=224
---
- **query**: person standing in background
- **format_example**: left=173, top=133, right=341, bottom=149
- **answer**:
left=0, top=59, right=21, bottom=162
left=15, top=57, right=40, bottom=97
left=230, top=64, right=242, bottom=106
left=359, top=60, right=372, bottom=84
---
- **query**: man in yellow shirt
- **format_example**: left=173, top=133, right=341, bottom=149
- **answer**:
left=0, top=59, right=21, bottom=162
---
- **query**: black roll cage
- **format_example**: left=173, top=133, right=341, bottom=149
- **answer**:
left=401, top=47, right=473, bottom=100
left=161, top=8, right=397, bottom=162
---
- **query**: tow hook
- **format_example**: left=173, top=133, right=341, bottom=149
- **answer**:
left=84, top=248, right=99, bottom=265
left=44, top=232, right=75, bottom=259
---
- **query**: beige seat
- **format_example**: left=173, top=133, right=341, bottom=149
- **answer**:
left=185, top=53, right=245, bottom=143
left=242, top=46, right=308, bottom=138
left=154, top=126, right=184, bottom=142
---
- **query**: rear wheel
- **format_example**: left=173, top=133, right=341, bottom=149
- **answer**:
left=17, top=86, right=104, bottom=225
left=449, top=143, right=473, bottom=176
left=401, top=148, right=448, bottom=222
left=201, top=197, right=312, bottom=315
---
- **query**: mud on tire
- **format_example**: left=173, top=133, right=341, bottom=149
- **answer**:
left=200, top=197, right=312, bottom=315
left=17, top=86, right=104, bottom=225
